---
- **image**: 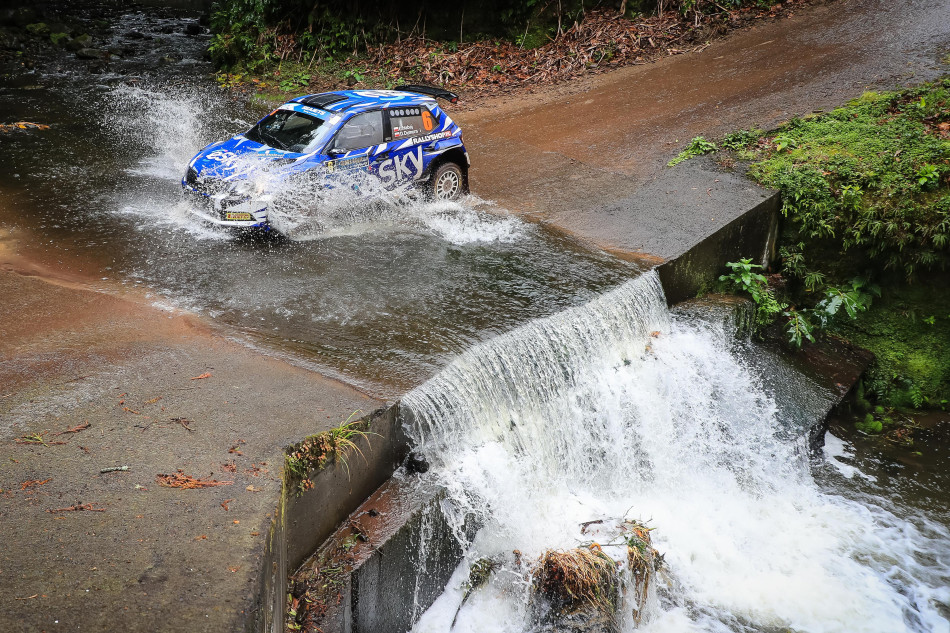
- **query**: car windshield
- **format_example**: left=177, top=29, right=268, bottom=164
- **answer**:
left=245, top=109, right=333, bottom=153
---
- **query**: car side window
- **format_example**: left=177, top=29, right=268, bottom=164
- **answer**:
left=389, top=106, right=436, bottom=140
left=330, top=110, right=384, bottom=152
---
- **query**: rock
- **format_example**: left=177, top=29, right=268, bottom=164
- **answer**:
left=25, top=22, right=49, bottom=37
left=0, top=28, right=22, bottom=50
left=184, top=22, right=201, bottom=36
left=124, top=30, right=145, bottom=39
left=47, top=22, right=72, bottom=36
left=11, top=8, right=39, bottom=28
left=50, top=32, right=69, bottom=47
left=405, top=452, right=430, bottom=474
left=107, top=46, right=124, bottom=58
left=76, top=48, right=108, bottom=60
left=159, top=25, right=174, bottom=34
left=159, top=53, right=181, bottom=64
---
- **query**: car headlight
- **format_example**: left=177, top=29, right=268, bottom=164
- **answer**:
left=231, top=180, right=260, bottom=197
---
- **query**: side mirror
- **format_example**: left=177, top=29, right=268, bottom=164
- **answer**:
left=327, top=147, right=346, bottom=156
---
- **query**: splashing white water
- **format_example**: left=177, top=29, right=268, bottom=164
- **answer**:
left=107, top=84, right=235, bottom=181
left=404, top=271, right=950, bottom=633
left=104, top=85, right=523, bottom=244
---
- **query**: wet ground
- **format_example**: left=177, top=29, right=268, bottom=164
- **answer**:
left=1, top=0, right=949, bottom=631
left=458, top=0, right=950, bottom=254
left=0, top=8, right=638, bottom=397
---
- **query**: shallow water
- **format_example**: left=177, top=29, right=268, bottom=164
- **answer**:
left=0, top=21, right=635, bottom=395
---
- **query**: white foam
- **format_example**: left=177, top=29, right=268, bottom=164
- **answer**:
left=405, top=271, right=950, bottom=633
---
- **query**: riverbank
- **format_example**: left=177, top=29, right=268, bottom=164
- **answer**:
left=210, top=0, right=826, bottom=106
left=708, top=78, right=949, bottom=418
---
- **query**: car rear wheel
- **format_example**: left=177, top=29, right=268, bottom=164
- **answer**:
left=429, top=162, right=464, bottom=201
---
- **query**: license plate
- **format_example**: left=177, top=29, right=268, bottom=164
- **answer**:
left=225, top=211, right=253, bottom=221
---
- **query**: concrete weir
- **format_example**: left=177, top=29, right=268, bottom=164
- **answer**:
left=250, top=171, right=813, bottom=633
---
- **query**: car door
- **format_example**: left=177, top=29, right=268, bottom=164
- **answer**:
left=323, top=110, right=385, bottom=188
left=374, top=105, right=443, bottom=189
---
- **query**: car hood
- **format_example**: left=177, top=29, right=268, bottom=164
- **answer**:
left=188, top=136, right=309, bottom=181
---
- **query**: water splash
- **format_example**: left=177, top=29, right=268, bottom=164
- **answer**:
left=404, top=270, right=950, bottom=633
left=103, top=84, right=523, bottom=244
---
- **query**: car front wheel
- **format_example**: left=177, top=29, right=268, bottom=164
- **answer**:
left=429, top=162, right=464, bottom=201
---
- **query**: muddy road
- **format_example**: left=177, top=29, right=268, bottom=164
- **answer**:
left=460, top=0, right=950, bottom=254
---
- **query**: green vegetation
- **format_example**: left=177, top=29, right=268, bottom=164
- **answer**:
left=206, top=0, right=802, bottom=92
left=735, top=80, right=950, bottom=280
left=284, top=411, right=373, bottom=495
left=719, top=258, right=878, bottom=348
left=668, top=136, right=717, bottom=167
left=705, top=78, right=950, bottom=423
left=836, top=281, right=950, bottom=410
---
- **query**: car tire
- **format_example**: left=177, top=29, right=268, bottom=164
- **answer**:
left=429, top=162, right=464, bottom=201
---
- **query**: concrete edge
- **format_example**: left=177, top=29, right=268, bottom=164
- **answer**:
left=244, top=404, right=409, bottom=633
left=657, top=190, right=780, bottom=305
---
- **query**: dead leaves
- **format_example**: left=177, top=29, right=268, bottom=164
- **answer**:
left=53, top=422, right=91, bottom=436
left=170, top=417, right=195, bottom=432
left=20, top=478, right=51, bottom=490
left=0, top=122, right=50, bottom=133
left=156, top=470, right=233, bottom=489
left=364, top=10, right=706, bottom=96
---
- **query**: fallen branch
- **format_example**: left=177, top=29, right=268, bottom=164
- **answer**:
left=47, top=503, right=106, bottom=513
left=156, top=470, right=233, bottom=489
left=53, top=422, right=90, bottom=436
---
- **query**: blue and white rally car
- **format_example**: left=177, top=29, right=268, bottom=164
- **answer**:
left=182, top=85, right=469, bottom=230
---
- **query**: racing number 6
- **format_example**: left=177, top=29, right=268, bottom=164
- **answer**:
left=421, top=110, right=435, bottom=132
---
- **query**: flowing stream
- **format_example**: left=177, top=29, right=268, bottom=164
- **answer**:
left=402, top=272, right=950, bottom=633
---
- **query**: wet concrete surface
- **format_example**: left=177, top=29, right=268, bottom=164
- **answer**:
left=459, top=0, right=950, bottom=257
left=0, top=262, right=379, bottom=632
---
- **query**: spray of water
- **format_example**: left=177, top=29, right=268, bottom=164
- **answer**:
left=404, top=271, right=950, bottom=633
left=103, top=84, right=523, bottom=244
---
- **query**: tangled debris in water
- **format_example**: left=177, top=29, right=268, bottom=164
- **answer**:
left=0, top=122, right=50, bottom=133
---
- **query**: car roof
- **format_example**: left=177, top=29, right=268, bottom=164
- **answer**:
left=290, top=90, right=436, bottom=114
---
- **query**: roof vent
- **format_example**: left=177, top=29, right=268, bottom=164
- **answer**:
left=299, top=93, right=348, bottom=109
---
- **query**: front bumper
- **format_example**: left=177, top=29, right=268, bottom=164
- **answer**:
left=182, top=183, right=270, bottom=228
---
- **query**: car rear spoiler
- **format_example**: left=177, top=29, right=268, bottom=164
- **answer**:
left=395, top=84, right=459, bottom=104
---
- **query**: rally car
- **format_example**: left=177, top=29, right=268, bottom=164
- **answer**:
left=181, top=85, right=469, bottom=230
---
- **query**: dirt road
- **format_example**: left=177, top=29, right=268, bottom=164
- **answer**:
left=459, top=0, right=950, bottom=256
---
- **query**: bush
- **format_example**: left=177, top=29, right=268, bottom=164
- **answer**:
left=745, top=79, right=950, bottom=280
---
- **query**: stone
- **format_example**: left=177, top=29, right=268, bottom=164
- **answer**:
left=184, top=22, right=201, bottom=36
left=25, top=22, right=49, bottom=37
left=50, top=32, right=69, bottom=47
left=76, top=47, right=108, bottom=60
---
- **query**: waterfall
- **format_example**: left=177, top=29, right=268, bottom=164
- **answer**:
left=402, top=271, right=950, bottom=633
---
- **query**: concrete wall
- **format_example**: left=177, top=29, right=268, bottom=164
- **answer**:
left=247, top=404, right=410, bottom=633
left=284, top=406, right=411, bottom=570
left=657, top=191, right=780, bottom=305
left=350, top=493, right=469, bottom=633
